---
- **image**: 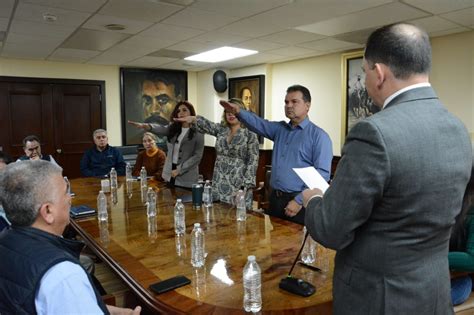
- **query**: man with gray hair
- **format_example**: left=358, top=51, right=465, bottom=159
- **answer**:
left=303, top=23, right=472, bottom=314
left=80, top=129, right=126, bottom=177
left=0, top=161, right=141, bottom=314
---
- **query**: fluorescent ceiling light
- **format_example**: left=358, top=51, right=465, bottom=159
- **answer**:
left=185, top=46, right=258, bottom=63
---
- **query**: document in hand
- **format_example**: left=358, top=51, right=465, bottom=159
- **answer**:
left=292, top=167, right=329, bottom=193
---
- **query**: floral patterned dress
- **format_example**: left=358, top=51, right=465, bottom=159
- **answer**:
left=195, top=116, right=259, bottom=209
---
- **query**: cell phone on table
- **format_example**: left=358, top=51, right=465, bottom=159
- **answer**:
left=149, top=275, right=191, bottom=294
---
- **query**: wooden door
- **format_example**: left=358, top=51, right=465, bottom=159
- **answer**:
left=0, top=77, right=106, bottom=178
left=53, top=84, right=102, bottom=178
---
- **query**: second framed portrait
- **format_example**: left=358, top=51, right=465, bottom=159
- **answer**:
left=228, top=75, right=265, bottom=118
left=120, top=68, right=187, bottom=146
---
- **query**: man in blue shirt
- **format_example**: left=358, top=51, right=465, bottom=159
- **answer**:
left=221, top=85, right=333, bottom=224
left=80, top=129, right=126, bottom=177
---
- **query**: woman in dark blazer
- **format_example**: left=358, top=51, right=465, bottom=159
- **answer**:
left=129, top=101, right=204, bottom=188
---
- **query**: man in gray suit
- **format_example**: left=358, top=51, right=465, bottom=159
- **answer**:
left=303, top=23, right=472, bottom=314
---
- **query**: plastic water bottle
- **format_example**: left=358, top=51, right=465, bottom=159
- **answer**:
left=146, top=187, right=157, bottom=217
left=243, top=255, right=262, bottom=312
left=140, top=166, right=147, bottom=188
left=191, top=223, right=205, bottom=268
left=236, top=189, right=247, bottom=221
left=97, top=190, right=108, bottom=222
left=203, top=180, right=212, bottom=207
left=301, top=226, right=316, bottom=264
left=174, top=199, right=185, bottom=235
left=126, top=162, right=133, bottom=181
left=110, top=167, right=117, bottom=190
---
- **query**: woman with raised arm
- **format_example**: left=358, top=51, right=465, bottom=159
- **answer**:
left=132, top=132, right=166, bottom=181
left=129, top=101, right=204, bottom=188
left=175, top=98, right=259, bottom=209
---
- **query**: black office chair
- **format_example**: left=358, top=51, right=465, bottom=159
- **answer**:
left=116, top=145, right=139, bottom=167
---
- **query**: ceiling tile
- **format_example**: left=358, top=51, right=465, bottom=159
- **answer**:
left=48, top=47, right=101, bottom=62
left=0, top=0, right=15, bottom=18
left=0, top=18, right=9, bottom=32
left=333, top=28, right=376, bottom=45
left=296, top=2, right=430, bottom=36
left=148, top=49, right=190, bottom=58
left=440, top=7, right=474, bottom=27
left=403, top=0, right=474, bottom=14
left=189, top=0, right=290, bottom=18
left=259, top=30, right=326, bottom=45
left=252, top=0, right=392, bottom=29
left=139, top=23, right=205, bottom=42
left=61, top=28, right=130, bottom=51
left=265, top=46, right=320, bottom=57
left=297, top=38, right=361, bottom=52
left=21, top=0, right=107, bottom=13
left=430, top=26, right=472, bottom=37
left=166, top=40, right=220, bottom=54
left=158, top=59, right=212, bottom=71
left=218, top=15, right=286, bottom=38
left=6, top=32, right=63, bottom=46
left=9, top=20, right=76, bottom=38
left=15, top=2, right=91, bottom=26
left=99, top=0, right=183, bottom=23
left=409, top=16, right=464, bottom=34
left=1, top=42, right=53, bottom=59
left=191, top=31, right=250, bottom=46
left=235, top=39, right=286, bottom=52
left=86, top=49, right=137, bottom=65
left=82, top=14, right=153, bottom=35
left=161, top=7, right=239, bottom=31
left=114, top=35, right=176, bottom=52
left=124, top=56, right=179, bottom=68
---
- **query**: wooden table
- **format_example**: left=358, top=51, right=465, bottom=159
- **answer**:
left=70, top=177, right=334, bottom=314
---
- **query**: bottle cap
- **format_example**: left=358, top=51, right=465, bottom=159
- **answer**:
left=177, top=198, right=182, bottom=202
left=194, top=223, right=200, bottom=228
left=99, top=190, right=104, bottom=193
left=248, top=255, right=255, bottom=261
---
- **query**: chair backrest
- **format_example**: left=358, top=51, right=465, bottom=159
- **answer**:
left=116, top=145, right=138, bottom=167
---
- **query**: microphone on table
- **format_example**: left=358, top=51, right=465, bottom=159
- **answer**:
left=278, top=230, right=317, bottom=297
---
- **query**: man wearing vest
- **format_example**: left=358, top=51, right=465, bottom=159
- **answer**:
left=0, top=160, right=141, bottom=314
left=17, top=135, right=59, bottom=166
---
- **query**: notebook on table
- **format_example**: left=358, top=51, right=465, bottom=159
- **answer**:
left=70, top=205, right=96, bottom=218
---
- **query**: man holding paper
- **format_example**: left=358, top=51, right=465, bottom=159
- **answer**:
left=303, top=23, right=472, bottom=314
left=220, top=84, right=332, bottom=224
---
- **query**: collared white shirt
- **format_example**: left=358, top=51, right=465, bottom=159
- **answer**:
left=383, top=82, right=431, bottom=109
left=172, top=127, right=189, bottom=164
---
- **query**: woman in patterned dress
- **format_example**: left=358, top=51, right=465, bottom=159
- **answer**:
left=176, top=99, right=259, bottom=209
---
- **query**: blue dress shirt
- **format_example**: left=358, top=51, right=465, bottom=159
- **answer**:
left=238, top=110, right=333, bottom=204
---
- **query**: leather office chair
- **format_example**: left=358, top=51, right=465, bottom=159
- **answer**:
left=255, top=165, right=272, bottom=211
left=116, top=145, right=138, bottom=167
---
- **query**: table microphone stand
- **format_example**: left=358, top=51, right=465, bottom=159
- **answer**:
left=278, top=230, right=316, bottom=297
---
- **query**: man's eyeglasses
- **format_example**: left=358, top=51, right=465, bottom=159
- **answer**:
left=64, top=176, right=71, bottom=195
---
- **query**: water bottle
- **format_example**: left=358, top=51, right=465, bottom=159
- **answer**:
left=97, top=190, right=108, bottom=222
left=140, top=166, right=147, bottom=188
left=174, top=199, right=186, bottom=235
left=126, top=162, right=133, bottom=181
left=146, top=187, right=157, bottom=217
left=203, top=180, right=212, bottom=207
left=301, top=226, right=316, bottom=264
left=236, top=189, right=247, bottom=221
left=243, top=255, right=262, bottom=312
left=110, top=167, right=117, bottom=190
left=191, top=223, right=205, bottom=268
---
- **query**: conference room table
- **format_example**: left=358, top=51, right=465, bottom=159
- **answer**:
left=69, top=177, right=334, bottom=314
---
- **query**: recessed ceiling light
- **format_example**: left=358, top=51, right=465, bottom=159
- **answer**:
left=185, top=46, right=258, bottom=63
left=43, top=13, right=57, bottom=22
left=105, top=24, right=126, bottom=31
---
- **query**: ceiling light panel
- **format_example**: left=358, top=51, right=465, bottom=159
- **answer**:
left=185, top=46, right=257, bottom=63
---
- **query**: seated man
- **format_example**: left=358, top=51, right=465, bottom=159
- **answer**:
left=80, top=129, right=126, bottom=177
left=17, top=135, right=59, bottom=166
left=0, top=161, right=141, bottom=314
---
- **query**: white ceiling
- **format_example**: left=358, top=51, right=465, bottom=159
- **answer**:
left=0, top=0, right=472, bottom=71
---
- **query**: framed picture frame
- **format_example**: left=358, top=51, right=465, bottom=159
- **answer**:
left=120, top=68, right=187, bottom=146
left=341, top=51, right=379, bottom=146
left=228, top=75, right=265, bottom=118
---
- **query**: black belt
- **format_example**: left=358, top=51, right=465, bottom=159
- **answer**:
left=274, top=190, right=298, bottom=198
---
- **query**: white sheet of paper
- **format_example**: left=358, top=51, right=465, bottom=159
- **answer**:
left=293, top=167, right=329, bottom=193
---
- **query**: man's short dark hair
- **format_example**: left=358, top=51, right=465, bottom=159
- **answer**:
left=286, top=85, right=311, bottom=103
left=364, top=23, right=431, bottom=79
left=22, top=135, right=41, bottom=148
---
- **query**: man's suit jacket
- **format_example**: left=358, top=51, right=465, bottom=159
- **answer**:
left=150, top=124, right=204, bottom=188
left=305, top=87, right=472, bottom=315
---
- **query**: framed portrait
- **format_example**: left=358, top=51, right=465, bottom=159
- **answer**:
left=120, top=68, right=187, bottom=146
left=228, top=75, right=265, bottom=118
left=341, top=51, right=379, bottom=146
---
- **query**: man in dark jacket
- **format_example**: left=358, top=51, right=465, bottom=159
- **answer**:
left=0, top=160, right=140, bottom=314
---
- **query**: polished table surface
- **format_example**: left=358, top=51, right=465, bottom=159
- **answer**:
left=70, top=177, right=334, bottom=314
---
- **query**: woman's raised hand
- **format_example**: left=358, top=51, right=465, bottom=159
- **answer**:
left=128, top=120, right=148, bottom=130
